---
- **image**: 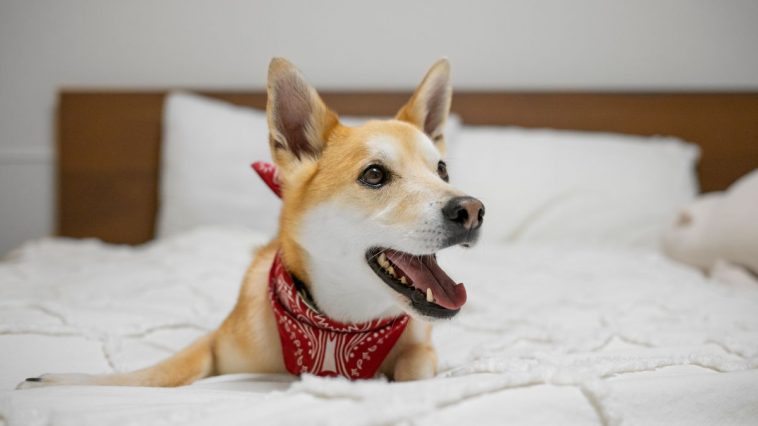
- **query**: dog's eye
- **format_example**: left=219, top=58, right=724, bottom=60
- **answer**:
left=437, top=161, right=449, bottom=182
left=359, top=165, right=388, bottom=188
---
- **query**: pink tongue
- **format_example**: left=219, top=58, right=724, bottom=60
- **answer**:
left=385, top=251, right=467, bottom=310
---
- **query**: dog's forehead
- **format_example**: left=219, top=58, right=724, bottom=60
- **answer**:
left=362, top=120, right=439, bottom=165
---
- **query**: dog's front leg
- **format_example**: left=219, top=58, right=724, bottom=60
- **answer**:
left=393, top=344, right=438, bottom=381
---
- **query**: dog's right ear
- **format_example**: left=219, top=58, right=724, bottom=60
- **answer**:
left=266, top=58, right=339, bottom=175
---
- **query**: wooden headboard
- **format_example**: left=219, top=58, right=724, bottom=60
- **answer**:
left=58, top=91, right=758, bottom=245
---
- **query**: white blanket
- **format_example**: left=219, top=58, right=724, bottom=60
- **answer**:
left=1, top=227, right=757, bottom=425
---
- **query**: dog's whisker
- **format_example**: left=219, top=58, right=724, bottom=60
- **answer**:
left=366, top=248, right=387, bottom=262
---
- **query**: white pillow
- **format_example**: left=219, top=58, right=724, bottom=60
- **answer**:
left=158, top=92, right=463, bottom=238
left=447, top=127, right=700, bottom=248
left=158, top=92, right=279, bottom=238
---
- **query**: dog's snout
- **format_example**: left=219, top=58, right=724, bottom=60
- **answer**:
left=442, top=196, right=485, bottom=231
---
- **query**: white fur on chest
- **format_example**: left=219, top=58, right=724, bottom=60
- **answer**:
left=296, top=143, right=452, bottom=324
left=298, top=202, right=405, bottom=323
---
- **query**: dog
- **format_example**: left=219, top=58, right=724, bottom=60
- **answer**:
left=19, top=58, right=484, bottom=387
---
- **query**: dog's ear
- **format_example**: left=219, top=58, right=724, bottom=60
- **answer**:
left=395, top=58, right=452, bottom=154
left=267, top=58, right=339, bottom=174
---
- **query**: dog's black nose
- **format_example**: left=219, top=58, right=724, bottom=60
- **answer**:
left=442, top=196, right=484, bottom=231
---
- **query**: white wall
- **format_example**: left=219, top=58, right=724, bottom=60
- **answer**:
left=1, top=0, right=757, bottom=255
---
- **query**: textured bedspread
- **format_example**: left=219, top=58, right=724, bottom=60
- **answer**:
left=1, top=227, right=757, bottom=425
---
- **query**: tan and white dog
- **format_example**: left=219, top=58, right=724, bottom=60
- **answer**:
left=19, top=58, right=484, bottom=387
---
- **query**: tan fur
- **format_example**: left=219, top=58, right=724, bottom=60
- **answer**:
left=19, top=58, right=457, bottom=389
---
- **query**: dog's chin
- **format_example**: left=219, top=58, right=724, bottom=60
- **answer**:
left=365, top=247, right=467, bottom=320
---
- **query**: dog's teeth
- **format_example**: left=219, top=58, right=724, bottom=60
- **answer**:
left=388, top=266, right=395, bottom=276
left=399, top=276, right=407, bottom=284
left=426, top=288, right=434, bottom=302
left=378, top=253, right=387, bottom=265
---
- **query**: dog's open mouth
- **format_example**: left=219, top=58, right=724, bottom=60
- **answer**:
left=366, top=248, right=467, bottom=319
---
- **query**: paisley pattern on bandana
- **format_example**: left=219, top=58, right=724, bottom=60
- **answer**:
left=268, top=252, right=409, bottom=379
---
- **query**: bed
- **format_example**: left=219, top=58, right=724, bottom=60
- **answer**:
left=1, top=91, right=758, bottom=425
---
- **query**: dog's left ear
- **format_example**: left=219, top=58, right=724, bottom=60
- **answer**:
left=267, top=58, right=339, bottom=175
left=396, top=58, right=452, bottom=154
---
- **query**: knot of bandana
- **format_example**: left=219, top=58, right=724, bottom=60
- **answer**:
left=252, top=161, right=282, bottom=198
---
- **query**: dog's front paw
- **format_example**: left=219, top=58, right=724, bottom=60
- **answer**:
left=16, top=373, right=96, bottom=389
left=393, top=345, right=437, bottom=382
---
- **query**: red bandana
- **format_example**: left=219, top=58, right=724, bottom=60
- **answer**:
left=252, top=161, right=410, bottom=379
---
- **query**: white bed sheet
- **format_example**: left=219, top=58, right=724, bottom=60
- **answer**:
left=1, top=227, right=757, bottom=425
